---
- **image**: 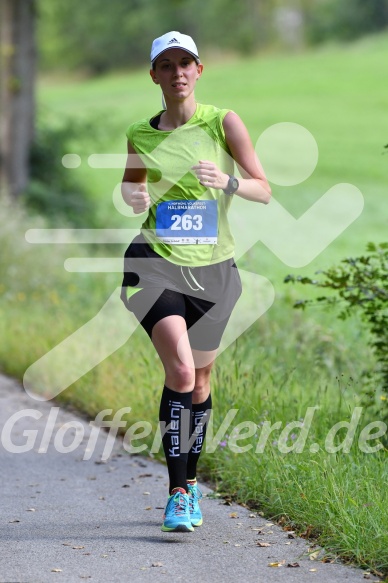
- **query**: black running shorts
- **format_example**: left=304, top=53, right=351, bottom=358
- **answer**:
left=121, top=234, right=242, bottom=351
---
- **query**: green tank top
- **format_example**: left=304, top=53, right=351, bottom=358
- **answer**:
left=126, top=103, right=235, bottom=267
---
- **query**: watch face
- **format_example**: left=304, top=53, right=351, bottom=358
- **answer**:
left=224, top=175, right=239, bottom=194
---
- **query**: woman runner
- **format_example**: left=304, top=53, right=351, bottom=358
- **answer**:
left=121, top=31, right=271, bottom=532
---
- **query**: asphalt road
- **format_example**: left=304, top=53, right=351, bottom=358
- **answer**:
left=0, top=374, right=380, bottom=583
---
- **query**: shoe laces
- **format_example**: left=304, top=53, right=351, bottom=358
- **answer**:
left=188, top=483, right=202, bottom=511
left=168, top=492, right=189, bottom=516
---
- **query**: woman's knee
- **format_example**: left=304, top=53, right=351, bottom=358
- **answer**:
left=165, top=362, right=195, bottom=392
left=193, top=364, right=213, bottom=400
left=195, top=362, right=213, bottom=385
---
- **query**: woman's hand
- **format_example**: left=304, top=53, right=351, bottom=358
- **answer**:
left=122, top=183, right=151, bottom=214
left=191, top=160, right=229, bottom=190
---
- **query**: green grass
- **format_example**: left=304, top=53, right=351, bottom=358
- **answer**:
left=1, top=32, right=388, bottom=579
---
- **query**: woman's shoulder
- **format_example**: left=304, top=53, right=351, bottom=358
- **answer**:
left=126, top=111, right=164, bottom=141
left=196, top=102, right=232, bottom=121
left=195, top=103, right=233, bottom=143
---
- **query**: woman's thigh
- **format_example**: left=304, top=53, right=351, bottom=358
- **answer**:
left=129, top=287, right=221, bottom=390
left=151, top=314, right=195, bottom=392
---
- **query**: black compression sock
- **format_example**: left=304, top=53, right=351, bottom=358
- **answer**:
left=159, top=385, right=193, bottom=494
left=186, top=393, right=212, bottom=481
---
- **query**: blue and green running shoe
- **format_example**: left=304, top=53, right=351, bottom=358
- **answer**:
left=187, top=481, right=203, bottom=527
left=161, top=489, right=194, bottom=532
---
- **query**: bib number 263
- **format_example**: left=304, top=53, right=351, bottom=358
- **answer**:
left=171, top=214, right=203, bottom=231
left=155, top=199, right=218, bottom=244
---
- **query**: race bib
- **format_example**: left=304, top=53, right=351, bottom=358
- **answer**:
left=155, top=200, right=218, bottom=244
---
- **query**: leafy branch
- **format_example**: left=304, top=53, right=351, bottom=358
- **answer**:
left=285, top=242, right=388, bottom=421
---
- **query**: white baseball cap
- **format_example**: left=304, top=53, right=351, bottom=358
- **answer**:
left=151, top=31, right=200, bottom=66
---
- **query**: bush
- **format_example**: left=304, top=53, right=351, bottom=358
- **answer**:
left=284, top=242, right=388, bottom=426
left=23, top=115, right=98, bottom=227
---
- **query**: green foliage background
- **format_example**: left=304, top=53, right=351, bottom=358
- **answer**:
left=37, top=0, right=388, bottom=73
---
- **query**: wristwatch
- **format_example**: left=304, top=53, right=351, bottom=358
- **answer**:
left=223, top=174, right=239, bottom=195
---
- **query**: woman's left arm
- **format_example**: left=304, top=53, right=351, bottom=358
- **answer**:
left=192, top=111, right=271, bottom=204
left=223, top=111, right=271, bottom=203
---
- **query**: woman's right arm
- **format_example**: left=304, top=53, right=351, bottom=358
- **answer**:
left=121, top=140, right=151, bottom=214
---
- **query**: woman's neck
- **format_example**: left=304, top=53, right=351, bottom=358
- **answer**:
left=159, top=97, right=197, bottom=130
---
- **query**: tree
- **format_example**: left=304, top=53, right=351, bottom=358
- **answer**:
left=0, top=0, right=36, bottom=199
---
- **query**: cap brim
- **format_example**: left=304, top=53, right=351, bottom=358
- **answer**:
left=151, top=47, right=199, bottom=65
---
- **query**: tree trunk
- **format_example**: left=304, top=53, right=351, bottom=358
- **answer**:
left=0, top=0, right=36, bottom=199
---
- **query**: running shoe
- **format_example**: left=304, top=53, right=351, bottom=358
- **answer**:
left=161, top=490, right=194, bottom=532
left=187, top=481, right=203, bottom=527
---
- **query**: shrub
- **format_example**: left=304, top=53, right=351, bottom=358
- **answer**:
left=24, top=115, right=98, bottom=227
left=285, top=242, right=388, bottom=426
